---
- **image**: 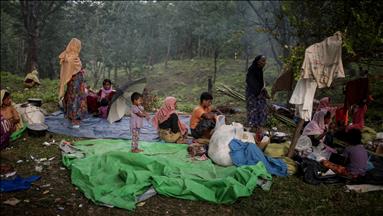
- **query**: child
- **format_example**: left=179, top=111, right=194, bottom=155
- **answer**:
left=130, top=92, right=150, bottom=153
left=98, top=98, right=109, bottom=119
left=321, top=128, right=368, bottom=178
left=190, top=92, right=220, bottom=139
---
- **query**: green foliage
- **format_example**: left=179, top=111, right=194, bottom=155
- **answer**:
left=282, top=46, right=305, bottom=79
left=0, top=71, right=58, bottom=104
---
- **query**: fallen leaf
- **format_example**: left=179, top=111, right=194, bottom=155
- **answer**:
left=3, top=198, right=20, bottom=206
left=137, top=202, right=145, bottom=207
left=43, top=190, right=50, bottom=195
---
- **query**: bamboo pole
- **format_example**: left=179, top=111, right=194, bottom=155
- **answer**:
left=287, top=118, right=305, bottom=158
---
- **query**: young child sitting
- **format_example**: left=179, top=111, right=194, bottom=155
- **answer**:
left=130, top=92, right=150, bottom=153
left=321, top=128, right=368, bottom=178
left=190, top=92, right=220, bottom=139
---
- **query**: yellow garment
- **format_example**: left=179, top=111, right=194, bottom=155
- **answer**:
left=159, top=129, right=183, bottom=143
left=59, top=38, right=82, bottom=98
left=24, top=70, right=41, bottom=84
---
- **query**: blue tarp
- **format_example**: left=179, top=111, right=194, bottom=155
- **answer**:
left=229, top=139, right=288, bottom=176
left=45, top=112, right=190, bottom=140
left=0, top=175, right=41, bottom=192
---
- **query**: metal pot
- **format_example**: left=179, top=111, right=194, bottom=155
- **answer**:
left=28, top=98, right=42, bottom=107
left=27, top=123, right=48, bottom=137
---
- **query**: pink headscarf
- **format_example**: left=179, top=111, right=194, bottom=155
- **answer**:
left=303, top=111, right=327, bottom=136
left=100, top=87, right=113, bottom=99
left=317, top=97, right=330, bottom=111
left=152, top=97, right=188, bottom=135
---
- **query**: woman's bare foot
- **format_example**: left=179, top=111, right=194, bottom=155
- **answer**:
left=131, top=148, right=144, bottom=153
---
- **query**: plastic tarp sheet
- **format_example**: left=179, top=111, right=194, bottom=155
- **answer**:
left=46, top=112, right=190, bottom=140
left=62, top=139, right=272, bottom=210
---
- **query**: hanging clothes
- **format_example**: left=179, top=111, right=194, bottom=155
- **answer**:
left=344, top=78, right=370, bottom=108
left=271, top=66, right=293, bottom=98
left=289, top=79, right=318, bottom=121
left=301, top=31, right=345, bottom=88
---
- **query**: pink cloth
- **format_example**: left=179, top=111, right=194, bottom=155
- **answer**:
left=152, top=97, right=188, bottom=135
left=98, top=106, right=108, bottom=119
left=317, top=97, right=330, bottom=111
left=303, top=111, right=327, bottom=136
left=100, top=87, right=113, bottom=100
left=131, top=105, right=144, bottom=129
left=348, top=104, right=367, bottom=130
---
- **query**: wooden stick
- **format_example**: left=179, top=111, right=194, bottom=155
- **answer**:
left=287, top=118, right=305, bottom=158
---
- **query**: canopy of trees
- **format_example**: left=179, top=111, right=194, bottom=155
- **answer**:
left=1, top=1, right=382, bottom=85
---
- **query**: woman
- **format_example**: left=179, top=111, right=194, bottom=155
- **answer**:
left=87, top=79, right=115, bottom=116
left=316, top=97, right=337, bottom=117
left=296, top=111, right=335, bottom=160
left=59, top=38, right=87, bottom=128
left=1, top=90, right=24, bottom=149
left=153, top=97, right=188, bottom=143
left=246, top=55, right=269, bottom=131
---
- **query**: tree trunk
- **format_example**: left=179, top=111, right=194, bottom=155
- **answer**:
left=114, top=67, right=118, bottom=84
left=213, top=48, right=219, bottom=85
left=164, top=33, right=172, bottom=69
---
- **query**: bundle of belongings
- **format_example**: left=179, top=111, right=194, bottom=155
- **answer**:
left=289, top=32, right=345, bottom=121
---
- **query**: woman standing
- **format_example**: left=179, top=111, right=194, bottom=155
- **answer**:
left=246, top=55, right=269, bottom=131
left=59, top=38, right=87, bottom=128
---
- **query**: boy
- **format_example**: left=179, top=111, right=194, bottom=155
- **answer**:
left=190, top=92, right=219, bottom=139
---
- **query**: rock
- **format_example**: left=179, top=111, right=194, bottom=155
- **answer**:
left=3, top=198, right=21, bottom=206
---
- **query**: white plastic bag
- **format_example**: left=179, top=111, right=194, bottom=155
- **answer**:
left=208, top=122, right=255, bottom=166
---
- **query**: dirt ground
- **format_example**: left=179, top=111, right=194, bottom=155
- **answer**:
left=1, top=113, right=382, bottom=216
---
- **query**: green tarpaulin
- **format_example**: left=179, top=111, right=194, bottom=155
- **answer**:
left=62, top=139, right=272, bottom=210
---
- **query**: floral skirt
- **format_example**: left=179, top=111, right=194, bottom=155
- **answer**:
left=63, top=72, right=87, bottom=124
left=246, top=90, right=268, bottom=128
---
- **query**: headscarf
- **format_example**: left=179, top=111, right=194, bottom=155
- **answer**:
left=246, top=55, right=265, bottom=96
left=24, top=69, right=41, bottom=84
left=302, top=111, right=327, bottom=136
left=58, top=38, right=82, bottom=98
left=100, top=87, right=113, bottom=99
left=0, top=89, right=8, bottom=107
left=152, top=97, right=188, bottom=135
left=317, top=97, right=330, bottom=111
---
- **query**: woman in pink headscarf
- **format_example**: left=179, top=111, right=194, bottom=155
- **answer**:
left=153, top=97, right=188, bottom=143
left=316, top=97, right=337, bottom=117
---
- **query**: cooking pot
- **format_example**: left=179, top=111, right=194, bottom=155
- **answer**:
left=27, top=123, right=48, bottom=137
left=28, top=98, right=42, bottom=107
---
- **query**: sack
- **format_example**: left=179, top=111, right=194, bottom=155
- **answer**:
left=15, top=104, right=45, bottom=125
left=208, top=122, right=255, bottom=166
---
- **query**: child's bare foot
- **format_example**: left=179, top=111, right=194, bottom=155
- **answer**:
left=131, top=148, right=144, bottom=153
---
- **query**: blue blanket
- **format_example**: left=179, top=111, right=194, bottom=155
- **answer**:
left=229, top=139, right=288, bottom=176
left=45, top=112, right=190, bottom=140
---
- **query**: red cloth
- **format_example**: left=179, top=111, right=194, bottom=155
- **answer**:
left=344, top=78, right=369, bottom=108
left=335, top=107, right=348, bottom=126
left=348, top=104, right=367, bottom=130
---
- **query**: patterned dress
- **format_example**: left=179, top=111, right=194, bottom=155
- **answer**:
left=63, top=70, right=87, bottom=124
left=246, top=87, right=268, bottom=128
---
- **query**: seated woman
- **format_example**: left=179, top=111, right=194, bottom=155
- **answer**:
left=0, top=90, right=24, bottom=137
left=87, top=79, right=115, bottom=117
left=295, top=111, right=335, bottom=159
left=153, top=97, right=188, bottom=143
left=190, top=92, right=220, bottom=140
left=24, top=66, right=41, bottom=88
left=316, top=97, right=337, bottom=117
left=321, top=128, right=368, bottom=178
